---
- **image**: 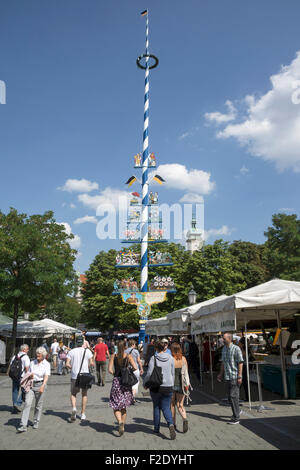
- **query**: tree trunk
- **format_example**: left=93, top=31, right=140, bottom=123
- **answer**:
left=10, top=299, right=19, bottom=359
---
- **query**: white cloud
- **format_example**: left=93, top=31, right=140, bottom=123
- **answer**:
left=205, top=100, right=237, bottom=124
left=178, top=132, right=190, bottom=140
left=204, top=225, right=233, bottom=241
left=58, top=178, right=99, bottom=193
left=62, top=202, right=77, bottom=209
left=178, top=126, right=200, bottom=141
left=60, top=222, right=81, bottom=250
left=70, top=236, right=81, bottom=250
left=179, top=193, right=204, bottom=203
left=74, top=215, right=98, bottom=225
left=278, top=207, right=296, bottom=212
left=240, top=166, right=249, bottom=175
left=78, top=187, right=130, bottom=211
left=155, top=164, right=215, bottom=195
left=207, top=51, right=300, bottom=172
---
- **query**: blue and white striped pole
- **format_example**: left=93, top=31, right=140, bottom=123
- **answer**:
left=141, top=10, right=149, bottom=293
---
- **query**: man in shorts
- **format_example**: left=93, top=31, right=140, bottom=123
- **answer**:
left=66, top=340, right=94, bottom=423
left=50, top=338, right=59, bottom=372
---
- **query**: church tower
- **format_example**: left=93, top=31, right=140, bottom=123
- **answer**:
left=186, top=215, right=204, bottom=253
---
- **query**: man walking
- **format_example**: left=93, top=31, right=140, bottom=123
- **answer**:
left=50, top=338, right=59, bottom=372
left=9, top=344, right=30, bottom=413
left=217, top=333, right=244, bottom=425
left=93, top=337, right=110, bottom=386
left=66, top=339, right=94, bottom=423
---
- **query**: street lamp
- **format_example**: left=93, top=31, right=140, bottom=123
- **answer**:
left=188, top=285, right=197, bottom=306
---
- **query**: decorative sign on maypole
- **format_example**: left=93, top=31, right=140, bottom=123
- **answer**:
left=113, top=10, right=175, bottom=344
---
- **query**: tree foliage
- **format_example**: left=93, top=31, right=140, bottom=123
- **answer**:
left=0, top=208, right=77, bottom=352
left=264, top=213, right=300, bottom=281
left=31, top=296, right=82, bottom=327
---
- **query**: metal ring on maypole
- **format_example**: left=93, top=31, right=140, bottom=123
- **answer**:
left=136, top=54, right=159, bottom=70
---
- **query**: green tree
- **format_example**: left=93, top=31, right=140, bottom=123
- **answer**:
left=0, top=208, right=77, bottom=355
left=31, top=296, right=82, bottom=327
left=264, top=213, right=300, bottom=280
left=82, top=249, right=140, bottom=331
left=181, top=240, right=246, bottom=302
left=229, top=240, right=268, bottom=288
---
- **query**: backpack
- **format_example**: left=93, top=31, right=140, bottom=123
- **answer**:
left=145, top=355, right=163, bottom=392
left=58, top=348, right=67, bottom=360
left=9, top=354, right=26, bottom=382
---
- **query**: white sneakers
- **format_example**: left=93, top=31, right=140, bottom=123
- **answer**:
left=70, top=409, right=77, bottom=422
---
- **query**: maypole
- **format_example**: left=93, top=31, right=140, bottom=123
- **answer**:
left=140, top=9, right=150, bottom=294
left=113, top=10, right=175, bottom=344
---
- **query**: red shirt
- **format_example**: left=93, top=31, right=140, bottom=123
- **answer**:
left=94, top=343, right=108, bottom=362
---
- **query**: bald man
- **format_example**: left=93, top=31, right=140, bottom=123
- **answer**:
left=217, top=333, right=244, bottom=425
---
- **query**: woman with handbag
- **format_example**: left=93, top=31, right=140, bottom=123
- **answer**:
left=108, top=340, right=137, bottom=436
left=170, top=342, right=191, bottom=433
left=17, top=347, right=50, bottom=432
left=143, top=340, right=176, bottom=440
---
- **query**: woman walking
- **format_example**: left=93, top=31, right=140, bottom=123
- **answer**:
left=170, top=342, right=190, bottom=433
left=108, top=340, right=137, bottom=436
left=143, top=340, right=176, bottom=440
left=57, top=341, right=70, bottom=375
left=125, top=339, right=144, bottom=403
left=17, top=347, right=50, bottom=432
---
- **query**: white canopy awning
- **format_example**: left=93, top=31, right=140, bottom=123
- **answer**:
left=191, top=279, right=300, bottom=334
left=166, top=298, right=228, bottom=334
left=145, top=316, right=170, bottom=336
left=0, top=318, right=80, bottom=338
left=146, top=295, right=230, bottom=336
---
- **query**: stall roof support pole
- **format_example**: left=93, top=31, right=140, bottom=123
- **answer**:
left=198, top=334, right=203, bottom=385
left=209, top=334, right=214, bottom=393
left=244, top=319, right=252, bottom=411
left=276, top=309, right=288, bottom=399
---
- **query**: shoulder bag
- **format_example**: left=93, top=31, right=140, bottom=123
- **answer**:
left=119, top=353, right=138, bottom=389
left=145, top=355, right=163, bottom=392
left=75, top=349, right=95, bottom=389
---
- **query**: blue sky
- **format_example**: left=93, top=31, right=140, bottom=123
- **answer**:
left=1, top=0, right=300, bottom=273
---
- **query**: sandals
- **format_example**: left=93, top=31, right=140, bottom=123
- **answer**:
left=183, top=419, right=189, bottom=433
left=118, top=422, right=125, bottom=436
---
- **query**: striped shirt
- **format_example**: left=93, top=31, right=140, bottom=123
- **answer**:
left=221, top=343, right=244, bottom=381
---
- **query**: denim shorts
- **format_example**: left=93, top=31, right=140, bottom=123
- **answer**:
left=173, top=386, right=182, bottom=393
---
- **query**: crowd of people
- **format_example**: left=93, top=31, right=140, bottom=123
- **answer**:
left=7, top=332, right=245, bottom=438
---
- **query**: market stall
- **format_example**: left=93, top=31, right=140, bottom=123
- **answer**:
left=191, top=279, right=300, bottom=403
left=0, top=318, right=80, bottom=338
left=145, top=316, right=171, bottom=337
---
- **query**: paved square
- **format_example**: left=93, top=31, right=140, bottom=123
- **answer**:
left=0, top=372, right=300, bottom=450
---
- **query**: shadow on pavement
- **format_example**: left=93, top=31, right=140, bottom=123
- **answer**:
left=44, top=409, right=72, bottom=422
left=270, top=401, right=297, bottom=406
left=134, top=397, right=151, bottom=404
left=124, top=422, right=169, bottom=438
left=187, top=410, right=230, bottom=423
left=4, top=417, right=22, bottom=428
left=240, top=415, right=300, bottom=450
left=132, top=416, right=168, bottom=429
left=0, top=405, right=16, bottom=413
left=83, top=420, right=116, bottom=435
left=100, top=397, right=110, bottom=403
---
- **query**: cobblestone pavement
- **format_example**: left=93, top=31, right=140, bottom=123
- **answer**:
left=0, top=372, right=300, bottom=450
